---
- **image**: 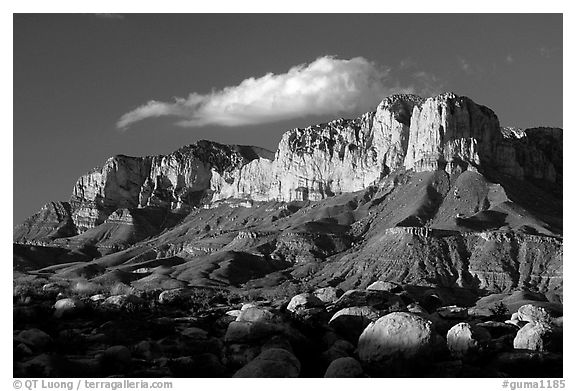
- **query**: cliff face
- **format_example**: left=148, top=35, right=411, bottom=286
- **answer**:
left=18, top=92, right=562, bottom=239
left=14, top=92, right=563, bottom=295
left=68, top=141, right=274, bottom=232
left=404, top=93, right=500, bottom=173
left=213, top=93, right=561, bottom=203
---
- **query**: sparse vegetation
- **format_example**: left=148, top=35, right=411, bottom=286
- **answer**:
left=489, top=301, right=509, bottom=320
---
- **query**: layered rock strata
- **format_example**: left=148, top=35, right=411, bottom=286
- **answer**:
left=16, top=92, right=562, bottom=240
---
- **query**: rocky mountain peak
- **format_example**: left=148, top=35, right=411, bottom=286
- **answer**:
left=18, top=92, right=562, bottom=241
left=377, top=94, right=424, bottom=127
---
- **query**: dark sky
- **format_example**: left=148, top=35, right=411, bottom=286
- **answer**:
left=13, top=14, right=562, bottom=224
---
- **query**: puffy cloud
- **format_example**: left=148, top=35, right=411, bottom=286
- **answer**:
left=117, top=56, right=413, bottom=129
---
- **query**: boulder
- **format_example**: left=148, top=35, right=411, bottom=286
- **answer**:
left=513, top=323, right=561, bottom=352
left=446, top=322, right=492, bottom=360
left=54, top=297, right=85, bottom=318
left=286, top=293, right=324, bottom=313
left=324, top=357, right=364, bottom=378
left=314, top=287, right=344, bottom=303
left=90, top=294, right=106, bottom=302
left=436, top=305, right=469, bottom=320
left=233, top=348, right=300, bottom=377
left=328, top=306, right=381, bottom=343
left=366, top=281, right=401, bottom=293
left=158, top=288, right=191, bottom=305
left=236, top=307, right=275, bottom=322
left=358, top=312, right=441, bottom=366
left=17, top=328, right=52, bottom=351
left=240, top=302, right=259, bottom=311
left=516, top=304, right=554, bottom=325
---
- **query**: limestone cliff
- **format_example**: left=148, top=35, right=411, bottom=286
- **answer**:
left=17, top=92, right=562, bottom=243
left=216, top=93, right=561, bottom=203
left=69, top=141, right=274, bottom=232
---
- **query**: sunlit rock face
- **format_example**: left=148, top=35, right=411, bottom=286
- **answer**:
left=34, top=92, right=560, bottom=236
left=219, top=94, right=425, bottom=202
left=219, top=92, right=560, bottom=202
left=269, top=113, right=380, bottom=201
left=403, top=92, right=501, bottom=174
left=69, top=141, right=273, bottom=232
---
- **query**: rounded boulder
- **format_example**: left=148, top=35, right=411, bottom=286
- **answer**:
left=54, top=298, right=85, bottom=318
left=233, top=348, right=300, bottom=377
left=358, top=312, right=440, bottom=364
left=324, top=357, right=364, bottom=378
left=513, top=322, right=561, bottom=352
left=287, top=293, right=324, bottom=313
left=446, top=322, right=492, bottom=360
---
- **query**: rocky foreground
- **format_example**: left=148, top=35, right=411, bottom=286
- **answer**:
left=14, top=282, right=562, bottom=378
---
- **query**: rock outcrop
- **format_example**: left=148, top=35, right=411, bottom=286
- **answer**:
left=14, top=202, right=77, bottom=243
left=215, top=93, right=561, bottom=203
left=17, top=92, right=562, bottom=245
left=69, top=142, right=274, bottom=233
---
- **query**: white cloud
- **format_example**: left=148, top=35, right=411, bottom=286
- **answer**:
left=506, top=54, right=514, bottom=63
left=117, top=56, right=414, bottom=129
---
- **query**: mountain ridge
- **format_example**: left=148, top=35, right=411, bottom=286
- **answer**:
left=14, top=92, right=563, bottom=296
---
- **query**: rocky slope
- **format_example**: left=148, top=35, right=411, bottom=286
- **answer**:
left=14, top=92, right=562, bottom=297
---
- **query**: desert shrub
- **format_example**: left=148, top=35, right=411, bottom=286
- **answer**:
left=243, top=281, right=316, bottom=303
left=490, top=301, right=509, bottom=320
left=70, top=279, right=103, bottom=296
left=109, top=282, right=135, bottom=296
left=13, top=275, right=50, bottom=301
left=187, top=288, right=218, bottom=313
